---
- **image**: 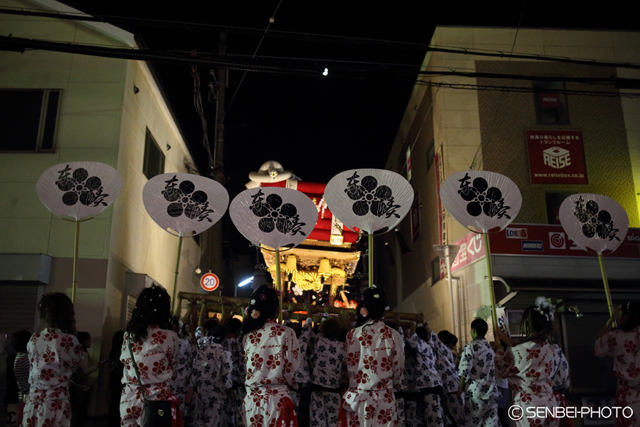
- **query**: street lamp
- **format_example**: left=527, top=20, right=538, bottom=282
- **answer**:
left=433, top=244, right=461, bottom=340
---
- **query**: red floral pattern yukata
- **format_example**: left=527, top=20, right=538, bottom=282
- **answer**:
left=120, top=326, right=180, bottom=426
left=243, top=320, right=301, bottom=427
left=22, top=328, right=85, bottom=427
left=495, top=340, right=560, bottom=427
left=595, top=328, right=640, bottom=427
left=341, top=319, right=405, bottom=427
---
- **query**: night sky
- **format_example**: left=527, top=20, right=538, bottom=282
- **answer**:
left=58, top=0, right=640, bottom=195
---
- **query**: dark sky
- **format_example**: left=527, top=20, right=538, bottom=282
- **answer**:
left=60, top=0, right=640, bottom=194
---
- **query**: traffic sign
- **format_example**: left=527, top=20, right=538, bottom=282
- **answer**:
left=200, top=272, right=219, bottom=292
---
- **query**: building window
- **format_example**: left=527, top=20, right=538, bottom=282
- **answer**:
left=532, top=81, right=569, bottom=124
left=545, top=192, right=577, bottom=224
left=0, top=89, right=61, bottom=152
left=431, top=256, right=441, bottom=285
left=426, top=139, right=435, bottom=172
left=143, top=128, right=165, bottom=179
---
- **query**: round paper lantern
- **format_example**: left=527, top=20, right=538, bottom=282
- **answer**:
left=230, top=187, right=317, bottom=249
left=143, top=173, right=228, bottom=236
left=440, top=170, right=522, bottom=233
left=559, top=194, right=629, bottom=254
left=324, top=169, right=414, bottom=234
left=36, top=161, right=123, bottom=220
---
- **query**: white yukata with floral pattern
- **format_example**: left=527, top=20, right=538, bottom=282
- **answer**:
left=406, top=333, right=443, bottom=427
left=243, top=320, right=301, bottom=427
left=292, top=318, right=313, bottom=412
left=171, top=336, right=196, bottom=413
left=119, top=326, right=180, bottom=426
left=224, top=334, right=246, bottom=427
left=595, top=327, right=640, bottom=427
left=458, top=338, right=500, bottom=427
left=495, top=340, right=560, bottom=427
left=190, top=337, right=233, bottom=427
left=551, top=344, right=570, bottom=393
left=341, top=319, right=405, bottom=427
left=22, top=328, right=85, bottom=427
left=431, top=332, right=465, bottom=426
left=310, top=332, right=347, bottom=427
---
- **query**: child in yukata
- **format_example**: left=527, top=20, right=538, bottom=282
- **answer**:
left=595, top=301, right=640, bottom=427
left=434, top=330, right=465, bottom=426
left=310, top=317, right=347, bottom=427
left=493, top=297, right=563, bottom=427
left=242, top=285, right=300, bottom=427
left=339, top=287, right=405, bottom=427
left=186, top=322, right=232, bottom=427
left=223, top=317, right=246, bottom=427
left=457, top=318, right=500, bottom=427
left=22, top=293, right=85, bottom=427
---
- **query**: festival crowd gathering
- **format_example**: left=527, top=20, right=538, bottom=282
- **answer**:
left=3, top=281, right=640, bottom=427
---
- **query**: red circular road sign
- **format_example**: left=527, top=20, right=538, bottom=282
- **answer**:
left=200, top=272, right=219, bottom=292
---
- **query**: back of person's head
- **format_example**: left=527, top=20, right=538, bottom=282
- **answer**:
left=243, top=285, right=280, bottom=335
left=415, top=326, right=430, bottom=342
left=438, top=330, right=458, bottom=348
left=356, top=287, right=389, bottom=326
left=320, top=318, right=341, bottom=341
left=226, top=318, right=242, bottom=336
left=11, top=330, right=32, bottom=353
left=619, top=301, right=640, bottom=332
left=38, top=292, right=76, bottom=334
left=126, top=285, right=172, bottom=341
left=77, top=331, right=91, bottom=348
left=471, top=318, right=488, bottom=339
left=206, top=324, right=227, bottom=344
left=521, top=297, right=555, bottom=341
left=286, top=321, right=302, bottom=338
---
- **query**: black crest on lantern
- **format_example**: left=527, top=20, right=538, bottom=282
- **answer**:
left=55, top=165, right=109, bottom=207
left=161, top=176, right=214, bottom=222
left=572, top=196, right=619, bottom=241
left=249, top=189, right=306, bottom=236
left=458, top=173, right=511, bottom=219
left=344, top=171, right=400, bottom=218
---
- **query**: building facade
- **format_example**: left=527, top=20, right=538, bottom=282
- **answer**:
left=0, top=0, right=207, bottom=419
left=384, top=26, right=640, bottom=410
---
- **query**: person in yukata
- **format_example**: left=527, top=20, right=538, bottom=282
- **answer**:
left=457, top=318, right=500, bottom=427
left=290, top=317, right=313, bottom=425
left=186, top=323, right=232, bottom=427
left=400, top=324, right=420, bottom=427
left=339, top=287, right=405, bottom=427
left=595, top=301, right=640, bottom=427
left=12, top=329, right=31, bottom=427
left=404, top=325, right=444, bottom=427
left=493, top=297, right=562, bottom=427
left=242, top=285, right=300, bottom=427
left=310, top=317, right=347, bottom=427
left=431, top=328, right=464, bottom=427
left=223, top=317, right=246, bottom=427
left=22, top=293, right=85, bottom=427
left=170, top=320, right=196, bottom=425
left=119, top=285, right=182, bottom=427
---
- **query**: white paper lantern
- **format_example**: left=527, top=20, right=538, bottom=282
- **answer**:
left=440, top=170, right=522, bottom=233
left=559, top=194, right=629, bottom=254
left=143, top=173, right=228, bottom=236
left=230, top=187, right=317, bottom=249
left=324, top=169, right=414, bottom=234
left=36, top=162, right=123, bottom=221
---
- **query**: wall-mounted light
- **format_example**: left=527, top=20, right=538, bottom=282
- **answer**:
left=195, top=267, right=202, bottom=275
left=323, top=68, right=329, bottom=76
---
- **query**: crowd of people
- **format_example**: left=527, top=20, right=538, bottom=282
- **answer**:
left=4, top=285, right=640, bottom=427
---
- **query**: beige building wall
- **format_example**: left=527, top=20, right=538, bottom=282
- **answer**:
left=0, top=0, right=203, bottom=416
left=386, top=26, right=640, bottom=343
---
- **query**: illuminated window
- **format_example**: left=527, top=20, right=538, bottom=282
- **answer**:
left=533, top=81, right=569, bottom=125
left=143, top=128, right=165, bottom=179
left=0, top=89, right=61, bottom=152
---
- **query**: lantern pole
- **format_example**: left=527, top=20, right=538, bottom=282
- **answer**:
left=368, top=233, right=374, bottom=287
left=276, top=248, right=283, bottom=324
left=598, top=253, right=616, bottom=323
left=171, top=235, right=183, bottom=314
left=483, top=233, right=499, bottom=333
left=71, top=220, right=80, bottom=304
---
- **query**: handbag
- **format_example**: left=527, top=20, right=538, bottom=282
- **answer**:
left=127, top=336, right=173, bottom=427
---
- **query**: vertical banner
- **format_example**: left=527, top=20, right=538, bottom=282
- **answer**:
left=411, top=192, right=420, bottom=243
left=526, top=129, right=588, bottom=185
left=434, top=145, right=446, bottom=279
